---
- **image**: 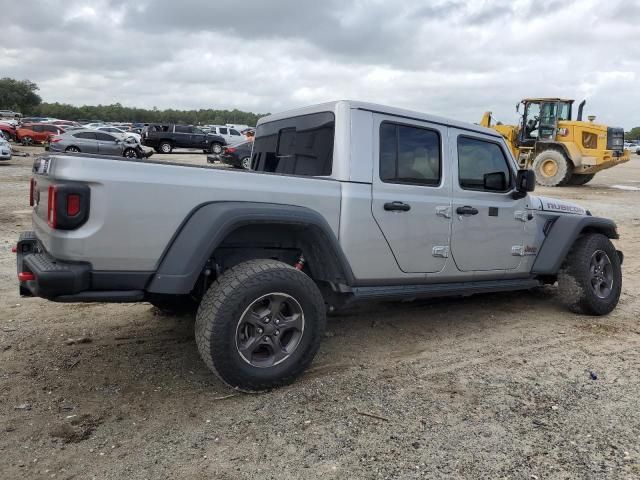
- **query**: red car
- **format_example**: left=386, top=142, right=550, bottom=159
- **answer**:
left=0, top=123, right=16, bottom=141
left=16, top=123, right=65, bottom=145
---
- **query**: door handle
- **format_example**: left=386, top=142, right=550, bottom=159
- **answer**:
left=384, top=201, right=411, bottom=212
left=456, top=206, right=479, bottom=215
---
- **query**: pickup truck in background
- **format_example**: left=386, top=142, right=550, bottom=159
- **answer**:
left=16, top=100, right=623, bottom=391
left=141, top=123, right=226, bottom=154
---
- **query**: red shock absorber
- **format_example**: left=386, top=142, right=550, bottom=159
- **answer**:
left=294, top=254, right=306, bottom=271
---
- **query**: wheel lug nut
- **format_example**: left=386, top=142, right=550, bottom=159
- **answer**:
left=275, top=330, right=280, bottom=336
left=264, top=317, right=270, bottom=323
left=274, top=319, right=279, bottom=325
left=257, top=328, right=263, bottom=334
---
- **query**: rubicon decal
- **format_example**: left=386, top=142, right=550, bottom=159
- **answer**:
left=545, top=202, right=585, bottom=215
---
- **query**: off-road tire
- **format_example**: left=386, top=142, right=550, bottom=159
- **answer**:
left=148, top=294, right=199, bottom=315
left=159, top=141, right=173, bottom=154
left=195, top=259, right=326, bottom=391
left=567, top=174, right=595, bottom=186
left=558, top=233, right=622, bottom=315
left=209, top=142, right=223, bottom=154
left=532, top=149, right=573, bottom=187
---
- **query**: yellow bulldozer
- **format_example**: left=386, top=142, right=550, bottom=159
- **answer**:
left=480, top=98, right=630, bottom=186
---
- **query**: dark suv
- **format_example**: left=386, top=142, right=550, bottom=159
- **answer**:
left=142, top=124, right=226, bottom=154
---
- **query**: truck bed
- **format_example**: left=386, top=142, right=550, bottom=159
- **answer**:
left=31, top=153, right=342, bottom=272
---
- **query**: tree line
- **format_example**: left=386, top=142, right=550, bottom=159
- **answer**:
left=1, top=77, right=267, bottom=126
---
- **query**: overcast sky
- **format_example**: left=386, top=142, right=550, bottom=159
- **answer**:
left=3, top=0, right=639, bottom=127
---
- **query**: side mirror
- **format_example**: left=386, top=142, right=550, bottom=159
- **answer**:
left=483, top=171, right=507, bottom=191
left=512, top=169, right=536, bottom=199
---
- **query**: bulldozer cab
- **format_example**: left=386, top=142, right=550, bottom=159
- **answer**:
left=518, top=98, right=573, bottom=146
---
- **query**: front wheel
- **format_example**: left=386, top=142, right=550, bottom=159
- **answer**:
left=195, top=259, right=326, bottom=391
left=65, top=146, right=81, bottom=153
left=558, top=233, right=622, bottom=315
left=21, top=136, right=33, bottom=146
left=123, top=148, right=138, bottom=158
left=209, top=142, right=223, bottom=154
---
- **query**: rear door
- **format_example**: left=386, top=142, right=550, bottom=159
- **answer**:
left=371, top=114, right=452, bottom=273
left=228, top=128, right=243, bottom=144
left=95, top=132, right=121, bottom=155
left=450, top=129, right=526, bottom=271
left=173, top=125, right=191, bottom=147
left=190, top=127, right=207, bottom=148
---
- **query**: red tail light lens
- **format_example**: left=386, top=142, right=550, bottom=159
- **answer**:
left=50, top=136, right=63, bottom=143
left=67, top=194, right=80, bottom=216
left=47, top=185, right=58, bottom=228
left=225, top=147, right=236, bottom=153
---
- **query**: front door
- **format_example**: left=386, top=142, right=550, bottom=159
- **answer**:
left=95, top=132, right=121, bottom=155
left=190, top=127, right=207, bottom=148
left=371, top=114, right=452, bottom=273
left=450, top=129, right=526, bottom=271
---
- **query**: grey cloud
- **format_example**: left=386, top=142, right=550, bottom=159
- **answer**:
left=2, top=0, right=639, bottom=128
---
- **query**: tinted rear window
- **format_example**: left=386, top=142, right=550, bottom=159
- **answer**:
left=251, top=112, right=334, bottom=176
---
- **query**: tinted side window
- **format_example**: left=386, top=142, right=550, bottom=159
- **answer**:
left=379, top=122, right=441, bottom=186
left=32, top=125, right=44, bottom=132
left=219, top=127, right=228, bottom=135
left=457, top=137, right=512, bottom=191
left=174, top=125, right=191, bottom=134
left=252, top=112, right=334, bottom=176
left=230, top=129, right=240, bottom=135
left=95, top=132, right=116, bottom=141
left=43, top=125, right=58, bottom=133
left=74, top=132, right=96, bottom=140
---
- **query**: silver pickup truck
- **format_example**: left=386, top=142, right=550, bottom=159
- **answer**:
left=16, top=100, right=623, bottom=391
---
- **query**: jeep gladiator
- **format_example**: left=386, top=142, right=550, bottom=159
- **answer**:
left=16, top=100, right=623, bottom=390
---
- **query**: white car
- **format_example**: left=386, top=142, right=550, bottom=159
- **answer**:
left=206, top=125, right=245, bottom=145
left=0, top=137, right=12, bottom=160
left=95, top=126, right=142, bottom=143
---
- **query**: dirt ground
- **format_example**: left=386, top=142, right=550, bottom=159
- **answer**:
left=1, top=145, right=639, bottom=480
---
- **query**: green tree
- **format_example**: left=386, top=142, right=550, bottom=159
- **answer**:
left=0, top=78, right=42, bottom=113
left=625, top=127, right=640, bottom=141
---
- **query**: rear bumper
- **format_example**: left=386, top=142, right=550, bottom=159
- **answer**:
left=17, top=231, right=147, bottom=302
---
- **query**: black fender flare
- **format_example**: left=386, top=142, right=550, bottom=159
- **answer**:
left=147, top=202, right=354, bottom=294
left=531, top=214, right=619, bottom=275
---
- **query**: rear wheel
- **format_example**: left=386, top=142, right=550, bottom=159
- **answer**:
left=567, top=174, right=595, bottom=185
left=21, top=136, right=33, bottom=146
left=558, top=233, right=622, bottom=315
left=241, top=156, right=252, bottom=170
left=532, top=149, right=573, bottom=186
left=159, top=141, right=172, bottom=154
left=195, top=259, right=326, bottom=391
left=65, top=146, right=80, bottom=153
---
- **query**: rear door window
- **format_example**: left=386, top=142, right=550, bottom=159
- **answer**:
left=219, top=127, right=228, bottom=135
left=95, top=132, right=117, bottom=142
left=252, top=112, right=334, bottom=176
left=174, top=125, right=191, bottom=134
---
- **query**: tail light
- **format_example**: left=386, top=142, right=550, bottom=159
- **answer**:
left=46, top=183, right=90, bottom=230
left=50, top=135, right=63, bottom=143
left=224, top=147, right=236, bottom=154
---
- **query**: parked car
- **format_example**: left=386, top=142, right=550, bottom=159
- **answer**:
left=16, top=100, right=623, bottom=391
left=206, top=125, right=245, bottom=145
left=17, top=123, right=65, bottom=145
left=21, top=117, right=52, bottom=124
left=48, top=129, right=148, bottom=158
left=0, top=123, right=17, bottom=141
left=52, top=120, right=82, bottom=128
left=0, top=136, right=12, bottom=160
left=95, top=126, right=142, bottom=142
left=84, top=122, right=106, bottom=129
left=212, top=140, right=253, bottom=169
left=141, top=124, right=226, bottom=153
